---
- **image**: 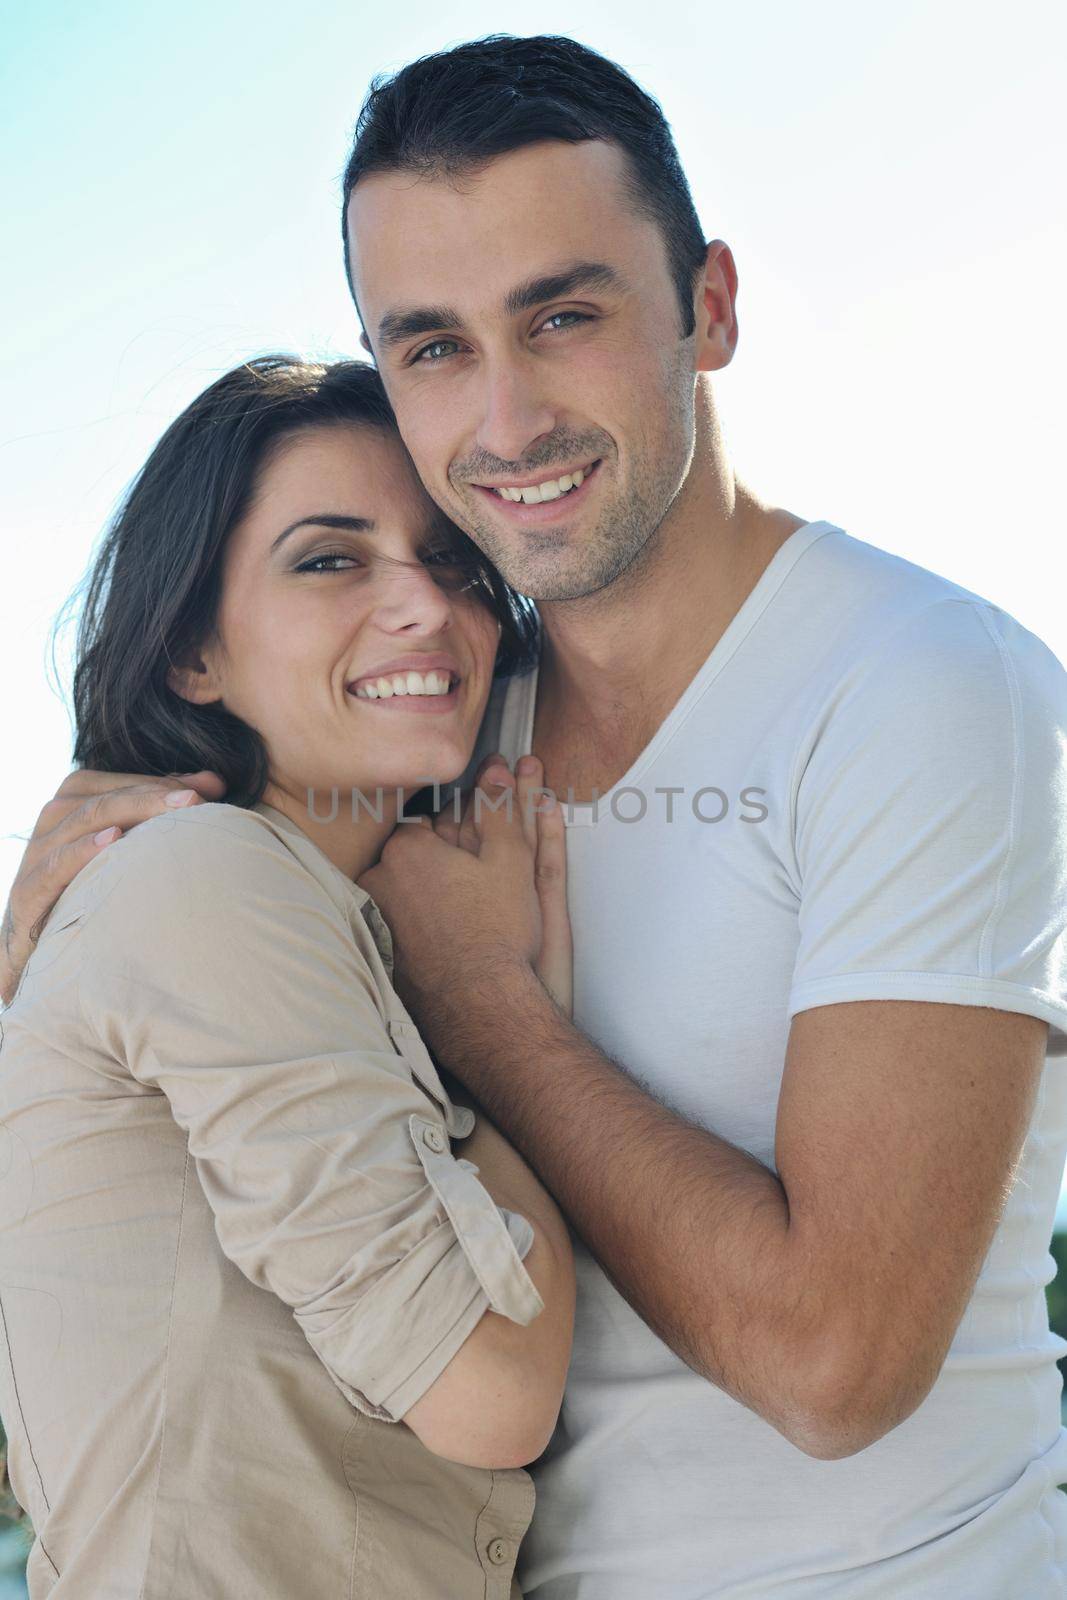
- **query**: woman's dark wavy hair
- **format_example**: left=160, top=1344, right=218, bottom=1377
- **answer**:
left=66, top=355, right=539, bottom=808
left=341, top=34, right=708, bottom=337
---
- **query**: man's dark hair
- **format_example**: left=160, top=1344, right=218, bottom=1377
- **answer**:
left=341, top=34, right=708, bottom=338
left=63, top=356, right=538, bottom=809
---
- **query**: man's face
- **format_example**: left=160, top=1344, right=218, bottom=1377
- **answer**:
left=347, top=140, right=707, bottom=602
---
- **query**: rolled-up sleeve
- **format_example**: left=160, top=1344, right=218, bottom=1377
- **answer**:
left=75, top=804, right=543, bottom=1422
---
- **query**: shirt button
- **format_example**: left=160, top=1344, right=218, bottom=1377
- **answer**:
left=486, top=1538, right=511, bottom=1565
left=422, top=1125, right=447, bottom=1154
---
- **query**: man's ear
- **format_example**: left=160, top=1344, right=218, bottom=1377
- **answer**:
left=359, top=329, right=373, bottom=355
left=694, top=239, right=739, bottom=373
left=166, top=649, right=224, bottom=707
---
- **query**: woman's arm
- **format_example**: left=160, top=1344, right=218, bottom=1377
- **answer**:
left=404, top=1109, right=574, bottom=1467
left=72, top=802, right=572, bottom=1469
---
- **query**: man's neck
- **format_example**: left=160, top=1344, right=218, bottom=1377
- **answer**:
left=531, top=391, right=807, bottom=797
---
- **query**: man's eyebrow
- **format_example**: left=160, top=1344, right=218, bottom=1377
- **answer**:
left=269, top=513, right=375, bottom=556
left=376, top=306, right=463, bottom=352
left=502, top=261, right=627, bottom=317
left=374, top=261, right=627, bottom=354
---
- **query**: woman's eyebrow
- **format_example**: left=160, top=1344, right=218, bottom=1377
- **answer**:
left=375, top=261, right=627, bottom=352
left=270, top=514, right=375, bottom=555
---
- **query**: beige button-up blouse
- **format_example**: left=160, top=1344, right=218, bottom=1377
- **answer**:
left=0, top=800, right=541, bottom=1597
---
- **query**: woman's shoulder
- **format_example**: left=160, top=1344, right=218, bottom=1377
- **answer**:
left=48, top=801, right=341, bottom=934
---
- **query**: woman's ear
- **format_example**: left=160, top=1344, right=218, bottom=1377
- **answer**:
left=166, top=649, right=225, bottom=706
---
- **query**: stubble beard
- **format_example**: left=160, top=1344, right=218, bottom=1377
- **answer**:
left=448, top=361, right=698, bottom=604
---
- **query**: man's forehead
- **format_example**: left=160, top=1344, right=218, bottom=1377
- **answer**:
left=346, top=141, right=649, bottom=327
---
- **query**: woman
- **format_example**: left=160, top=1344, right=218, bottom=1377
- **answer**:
left=0, top=356, right=575, bottom=1598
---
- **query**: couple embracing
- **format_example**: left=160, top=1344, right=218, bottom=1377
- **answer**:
left=3, top=33, right=1067, bottom=1600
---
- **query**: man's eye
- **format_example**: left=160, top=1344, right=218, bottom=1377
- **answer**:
left=294, top=551, right=362, bottom=573
left=538, top=311, right=590, bottom=335
left=413, top=339, right=461, bottom=364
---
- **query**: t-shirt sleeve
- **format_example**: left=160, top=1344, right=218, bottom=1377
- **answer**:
left=75, top=803, right=543, bottom=1423
left=787, top=598, right=1067, bottom=1053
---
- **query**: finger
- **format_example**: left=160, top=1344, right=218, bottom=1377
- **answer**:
left=471, top=751, right=507, bottom=786
left=56, top=767, right=226, bottom=802
left=35, top=777, right=223, bottom=854
left=470, top=765, right=520, bottom=850
left=457, top=785, right=481, bottom=856
left=515, top=753, right=547, bottom=852
left=535, top=795, right=572, bottom=1009
left=2, top=824, right=123, bottom=1005
left=432, top=808, right=462, bottom=848
left=535, top=791, right=570, bottom=916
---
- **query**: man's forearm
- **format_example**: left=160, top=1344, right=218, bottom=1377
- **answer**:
left=420, top=960, right=839, bottom=1451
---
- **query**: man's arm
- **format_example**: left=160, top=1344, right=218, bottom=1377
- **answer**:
left=362, top=760, right=1048, bottom=1459
left=413, top=961, right=1045, bottom=1460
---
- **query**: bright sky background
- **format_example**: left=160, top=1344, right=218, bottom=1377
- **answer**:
left=2, top=2, right=1065, bottom=1198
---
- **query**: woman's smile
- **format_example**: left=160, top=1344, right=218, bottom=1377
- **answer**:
left=346, top=651, right=464, bottom=712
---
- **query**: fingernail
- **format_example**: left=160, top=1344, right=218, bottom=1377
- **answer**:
left=517, top=755, right=538, bottom=775
left=94, top=827, right=120, bottom=845
left=165, top=789, right=198, bottom=807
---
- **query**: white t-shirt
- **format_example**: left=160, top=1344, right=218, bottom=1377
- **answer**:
left=457, top=519, right=1067, bottom=1599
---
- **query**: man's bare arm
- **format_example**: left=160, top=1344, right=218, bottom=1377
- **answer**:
left=399, top=958, right=1045, bottom=1461
left=1, top=768, right=226, bottom=1005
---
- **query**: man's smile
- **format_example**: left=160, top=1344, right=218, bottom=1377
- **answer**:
left=466, top=458, right=603, bottom=522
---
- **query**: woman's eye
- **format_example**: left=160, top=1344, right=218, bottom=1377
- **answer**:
left=295, top=551, right=362, bottom=574
left=413, top=339, right=461, bottom=364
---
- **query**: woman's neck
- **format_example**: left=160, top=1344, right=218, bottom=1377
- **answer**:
left=260, top=777, right=411, bottom=882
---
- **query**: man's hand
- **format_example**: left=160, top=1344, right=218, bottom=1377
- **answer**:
left=1, top=767, right=226, bottom=1006
left=359, top=752, right=572, bottom=1027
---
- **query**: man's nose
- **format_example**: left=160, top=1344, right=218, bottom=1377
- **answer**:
left=474, top=357, right=557, bottom=465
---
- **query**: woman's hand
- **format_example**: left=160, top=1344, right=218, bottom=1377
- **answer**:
left=431, top=754, right=572, bottom=1019
left=521, top=756, right=572, bottom=1020
left=359, top=753, right=573, bottom=1033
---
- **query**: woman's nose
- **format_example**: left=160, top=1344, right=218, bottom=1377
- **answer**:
left=365, top=558, right=455, bottom=635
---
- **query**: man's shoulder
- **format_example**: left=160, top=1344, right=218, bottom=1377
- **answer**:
left=809, top=525, right=999, bottom=618
left=805, top=528, right=1064, bottom=699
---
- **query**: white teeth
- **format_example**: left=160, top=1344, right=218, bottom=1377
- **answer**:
left=491, top=465, right=594, bottom=504
left=354, top=669, right=454, bottom=700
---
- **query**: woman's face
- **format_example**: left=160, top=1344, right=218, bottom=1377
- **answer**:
left=195, top=422, right=501, bottom=803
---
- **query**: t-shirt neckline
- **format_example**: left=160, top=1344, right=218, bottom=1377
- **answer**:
left=518, top=518, right=841, bottom=823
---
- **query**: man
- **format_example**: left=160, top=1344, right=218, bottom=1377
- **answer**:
left=4, top=33, right=1067, bottom=1599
